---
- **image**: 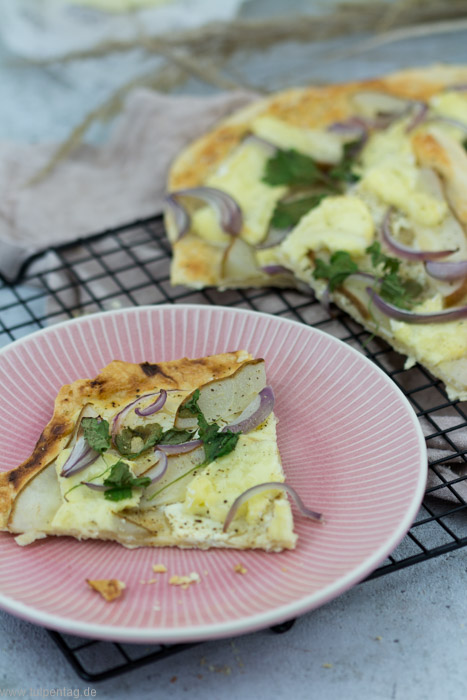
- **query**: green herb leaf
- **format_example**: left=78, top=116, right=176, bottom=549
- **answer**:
left=271, top=194, right=328, bottom=229
left=177, top=387, right=239, bottom=466
left=262, top=149, right=339, bottom=190
left=200, top=428, right=239, bottom=467
left=262, top=149, right=320, bottom=186
left=328, top=140, right=361, bottom=183
left=159, top=427, right=194, bottom=445
left=81, top=417, right=111, bottom=454
left=463, top=139, right=467, bottom=151
left=365, top=242, right=422, bottom=308
left=104, top=487, right=134, bottom=502
left=115, top=423, right=163, bottom=458
left=379, top=273, right=423, bottom=309
left=178, top=388, right=201, bottom=418
left=313, top=251, right=359, bottom=291
left=102, top=460, right=151, bottom=501
left=365, top=241, right=400, bottom=275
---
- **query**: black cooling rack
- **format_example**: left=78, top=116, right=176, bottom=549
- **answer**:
left=2, top=214, right=467, bottom=681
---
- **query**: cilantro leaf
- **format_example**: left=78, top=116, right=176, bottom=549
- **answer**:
left=81, top=417, right=111, bottom=454
left=178, top=388, right=201, bottom=418
left=178, top=388, right=239, bottom=466
left=159, top=427, right=194, bottom=445
left=328, top=140, right=361, bottom=183
left=271, top=194, right=328, bottom=229
left=379, top=273, right=423, bottom=309
left=463, top=139, right=467, bottom=151
left=262, top=149, right=338, bottom=190
left=104, top=487, right=133, bottom=502
left=115, top=423, right=163, bottom=458
left=365, top=241, right=400, bottom=274
left=313, top=251, right=359, bottom=291
left=102, top=460, right=151, bottom=502
left=365, top=242, right=422, bottom=309
left=201, top=429, right=239, bottom=467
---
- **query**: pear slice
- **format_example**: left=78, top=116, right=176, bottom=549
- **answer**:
left=174, top=359, right=266, bottom=429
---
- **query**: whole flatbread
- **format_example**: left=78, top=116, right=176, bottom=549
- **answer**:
left=165, top=65, right=467, bottom=400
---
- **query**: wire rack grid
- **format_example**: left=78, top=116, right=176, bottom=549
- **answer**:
left=1, top=214, right=467, bottom=681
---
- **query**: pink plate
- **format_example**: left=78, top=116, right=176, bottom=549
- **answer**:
left=0, top=305, right=426, bottom=643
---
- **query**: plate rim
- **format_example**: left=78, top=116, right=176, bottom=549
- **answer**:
left=0, top=304, right=427, bottom=643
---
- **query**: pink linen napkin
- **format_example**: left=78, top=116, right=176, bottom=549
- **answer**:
left=0, top=88, right=258, bottom=282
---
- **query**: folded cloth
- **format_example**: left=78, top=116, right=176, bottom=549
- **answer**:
left=420, top=415, right=467, bottom=504
left=0, top=88, right=258, bottom=283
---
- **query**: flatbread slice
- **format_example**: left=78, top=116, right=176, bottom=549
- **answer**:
left=0, top=351, right=296, bottom=551
left=165, top=65, right=467, bottom=400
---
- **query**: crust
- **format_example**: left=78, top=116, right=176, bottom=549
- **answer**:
left=168, top=64, right=467, bottom=193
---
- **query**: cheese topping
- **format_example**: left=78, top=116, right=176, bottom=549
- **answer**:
left=183, top=415, right=283, bottom=524
left=280, top=195, right=374, bottom=271
left=251, top=115, right=343, bottom=163
left=360, top=121, right=448, bottom=226
left=391, top=295, right=467, bottom=365
left=192, top=139, right=286, bottom=246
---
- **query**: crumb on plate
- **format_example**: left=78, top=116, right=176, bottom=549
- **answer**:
left=169, top=572, right=200, bottom=589
left=234, top=564, right=247, bottom=575
left=152, top=564, right=167, bottom=573
left=86, top=578, right=126, bottom=601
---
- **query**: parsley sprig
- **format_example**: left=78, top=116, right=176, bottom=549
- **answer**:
left=328, top=141, right=362, bottom=184
left=114, top=423, right=192, bottom=459
left=366, top=242, right=422, bottom=309
left=270, top=193, right=328, bottom=229
left=313, top=251, right=359, bottom=291
left=147, top=390, right=241, bottom=501
left=312, top=242, right=422, bottom=310
left=262, top=149, right=339, bottom=189
left=264, top=142, right=362, bottom=230
left=81, top=417, right=111, bottom=453
left=102, top=461, right=152, bottom=502
left=185, top=389, right=240, bottom=467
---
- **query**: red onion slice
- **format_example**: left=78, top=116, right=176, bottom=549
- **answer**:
left=328, top=110, right=410, bottom=136
left=223, top=386, right=275, bottom=434
left=425, top=260, right=467, bottom=281
left=147, top=449, right=169, bottom=483
left=82, top=452, right=168, bottom=492
left=111, top=392, right=166, bottom=442
left=165, top=194, right=190, bottom=240
left=135, top=390, right=167, bottom=417
left=165, top=187, right=243, bottom=240
left=382, top=209, right=456, bottom=261
left=328, top=116, right=369, bottom=137
left=223, top=482, right=323, bottom=532
left=81, top=481, right=108, bottom=492
left=261, top=265, right=293, bottom=276
left=158, top=439, right=203, bottom=455
left=256, top=228, right=290, bottom=250
left=366, top=286, right=467, bottom=323
left=60, top=435, right=99, bottom=477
